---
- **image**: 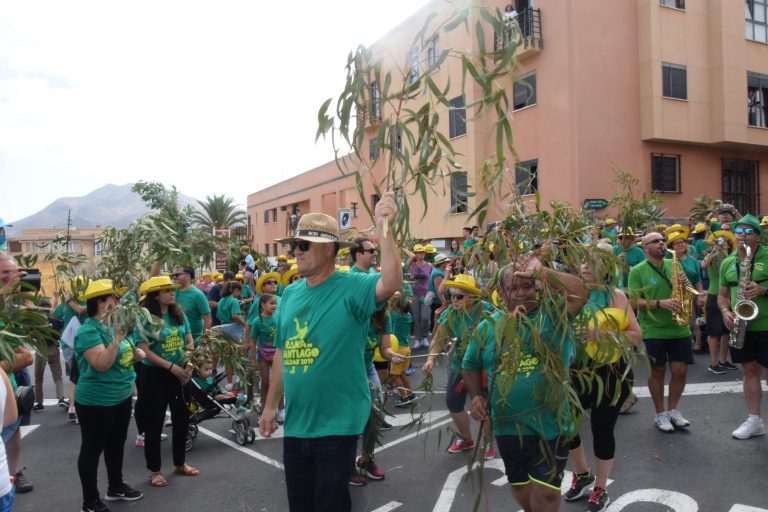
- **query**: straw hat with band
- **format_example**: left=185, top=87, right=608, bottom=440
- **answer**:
left=664, top=224, right=689, bottom=238
left=281, top=265, right=300, bottom=288
left=235, top=273, right=246, bottom=281
left=79, top=279, right=127, bottom=301
left=257, top=272, right=281, bottom=294
left=139, top=276, right=180, bottom=295
left=277, top=255, right=288, bottom=262
left=433, top=253, right=449, bottom=265
left=691, top=223, right=708, bottom=235
left=706, top=230, right=737, bottom=252
left=655, top=223, right=668, bottom=231
left=616, top=228, right=637, bottom=239
left=200, top=272, right=212, bottom=279
left=604, top=218, right=617, bottom=226
left=666, top=231, right=689, bottom=248
left=734, top=213, right=765, bottom=235
left=275, top=212, right=355, bottom=248
left=424, top=244, right=437, bottom=254
left=443, top=274, right=482, bottom=296
left=213, top=272, right=223, bottom=282
left=413, top=244, right=426, bottom=253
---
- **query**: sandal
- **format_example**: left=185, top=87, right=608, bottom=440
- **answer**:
left=173, top=464, right=200, bottom=476
left=149, top=472, right=168, bottom=487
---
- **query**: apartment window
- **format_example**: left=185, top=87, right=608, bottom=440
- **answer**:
left=660, top=0, right=685, bottom=9
left=449, top=96, right=467, bottom=138
left=748, top=71, right=768, bottom=127
left=746, top=0, right=768, bottom=44
left=94, top=241, right=102, bottom=256
left=408, top=46, right=420, bottom=84
left=450, top=172, right=468, bottom=214
left=513, top=72, right=537, bottom=110
left=651, top=153, right=681, bottom=193
left=273, top=243, right=278, bottom=256
left=723, top=158, right=760, bottom=214
left=515, top=159, right=538, bottom=195
left=370, top=134, right=380, bottom=160
left=263, top=210, right=270, bottom=224
left=265, top=244, right=270, bottom=256
left=371, top=82, right=381, bottom=122
left=371, top=194, right=381, bottom=209
left=662, top=63, right=687, bottom=100
left=8, top=241, right=20, bottom=252
left=272, top=208, right=278, bottom=223
left=426, top=36, right=440, bottom=70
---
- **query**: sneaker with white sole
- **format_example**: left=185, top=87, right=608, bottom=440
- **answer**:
left=586, top=486, right=610, bottom=512
left=667, top=409, right=690, bottom=428
left=135, top=434, right=145, bottom=447
left=732, top=417, right=766, bottom=439
left=563, top=469, right=595, bottom=501
left=654, top=412, right=674, bottom=432
left=105, top=483, right=143, bottom=501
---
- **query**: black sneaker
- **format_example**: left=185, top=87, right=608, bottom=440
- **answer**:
left=105, top=483, right=143, bottom=501
left=586, top=486, right=610, bottom=512
left=58, top=398, right=70, bottom=408
left=81, top=499, right=110, bottom=512
left=564, top=470, right=595, bottom=501
left=14, top=471, right=33, bottom=493
left=708, top=364, right=726, bottom=375
left=719, top=361, right=738, bottom=370
left=32, top=403, right=44, bottom=411
left=378, top=421, right=393, bottom=431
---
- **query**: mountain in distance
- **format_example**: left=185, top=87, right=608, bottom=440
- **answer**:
left=7, top=183, right=199, bottom=237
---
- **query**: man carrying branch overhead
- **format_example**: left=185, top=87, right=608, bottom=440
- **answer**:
left=259, top=192, right=401, bottom=512
left=463, top=258, right=587, bottom=512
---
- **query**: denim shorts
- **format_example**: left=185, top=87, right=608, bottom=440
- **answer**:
left=1, top=418, right=21, bottom=443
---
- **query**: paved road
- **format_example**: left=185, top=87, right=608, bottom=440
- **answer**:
left=16, top=350, right=768, bottom=512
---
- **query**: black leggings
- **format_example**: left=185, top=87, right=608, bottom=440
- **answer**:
left=133, top=362, right=145, bottom=435
left=75, top=397, right=132, bottom=503
left=140, top=365, right=191, bottom=471
left=569, top=362, right=633, bottom=460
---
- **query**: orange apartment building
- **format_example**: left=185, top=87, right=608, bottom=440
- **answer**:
left=248, top=0, right=768, bottom=253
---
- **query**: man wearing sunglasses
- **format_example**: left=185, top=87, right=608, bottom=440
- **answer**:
left=718, top=214, right=768, bottom=439
left=172, top=266, right=211, bottom=344
left=258, top=193, right=401, bottom=512
left=628, top=233, right=693, bottom=433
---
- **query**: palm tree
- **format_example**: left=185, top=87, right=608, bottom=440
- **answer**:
left=192, top=194, right=248, bottom=231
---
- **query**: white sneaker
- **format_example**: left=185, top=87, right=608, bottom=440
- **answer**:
left=277, top=409, right=286, bottom=425
left=413, top=339, right=423, bottom=349
left=654, top=412, right=674, bottom=432
left=160, top=433, right=168, bottom=441
left=667, top=409, right=690, bottom=428
left=732, top=417, right=766, bottom=439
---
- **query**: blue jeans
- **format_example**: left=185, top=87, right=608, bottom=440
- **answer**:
left=0, top=489, right=14, bottom=512
left=283, top=435, right=358, bottom=512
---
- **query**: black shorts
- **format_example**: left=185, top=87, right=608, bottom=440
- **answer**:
left=373, top=360, right=389, bottom=371
left=644, top=337, right=693, bottom=366
left=70, top=359, right=80, bottom=384
left=731, top=331, right=768, bottom=368
left=495, top=435, right=569, bottom=490
left=705, top=295, right=728, bottom=337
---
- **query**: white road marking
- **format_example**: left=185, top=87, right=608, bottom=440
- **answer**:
left=729, top=506, right=768, bottom=512
left=432, top=460, right=506, bottom=512
left=197, top=425, right=284, bottom=470
left=375, top=417, right=454, bottom=455
left=633, top=380, right=768, bottom=398
left=606, top=489, right=698, bottom=511
left=19, top=425, right=39, bottom=439
left=371, top=501, right=403, bottom=512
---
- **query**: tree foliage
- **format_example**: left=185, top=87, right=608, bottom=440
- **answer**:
left=192, top=194, right=247, bottom=232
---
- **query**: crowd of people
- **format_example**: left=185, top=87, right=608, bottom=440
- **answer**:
left=3, top=197, right=768, bottom=512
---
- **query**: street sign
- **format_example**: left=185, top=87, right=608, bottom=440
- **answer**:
left=338, top=208, right=352, bottom=230
left=582, top=198, right=609, bottom=210
left=215, top=253, right=228, bottom=271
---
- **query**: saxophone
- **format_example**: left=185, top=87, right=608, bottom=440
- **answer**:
left=730, top=244, right=759, bottom=349
left=667, top=249, right=699, bottom=326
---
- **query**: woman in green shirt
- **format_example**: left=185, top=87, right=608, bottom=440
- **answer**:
left=135, top=276, right=198, bottom=488
left=74, top=279, right=144, bottom=511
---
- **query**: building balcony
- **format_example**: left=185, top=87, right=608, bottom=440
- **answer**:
left=495, top=8, right=543, bottom=61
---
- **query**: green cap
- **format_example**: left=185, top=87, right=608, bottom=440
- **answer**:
left=735, top=214, right=764, bottom=235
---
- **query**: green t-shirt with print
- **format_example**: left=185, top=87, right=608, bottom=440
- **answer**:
left=613, top=245, right=646, bottom=288
left=462, top=304, right=575, bottom=440
left=720, top=246, right=768, bottom=331
left=74, top=317, right=136, bottom=406
left=628, top=260, right=692, bottom=339
left=363, top=314, right=392, bottom=368
left=274, top=271, right=381, bottom=438
left=249, top=314, right=277, bottom=347
left=175, top=286, right=211, bottom=340
left=438, top=301, right=495, bottom=371
left=139, top=313, right=191, bottom=366
left=390, top=309, right=413, bottom=348
left=217, top=296, right=242, bottom=324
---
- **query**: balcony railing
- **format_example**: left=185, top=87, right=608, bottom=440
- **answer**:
left=495, top=8, right=543, bottom=55
left=232, top=225, right=252, bottom=242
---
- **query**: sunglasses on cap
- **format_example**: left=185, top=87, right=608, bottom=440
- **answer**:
left=734, top=227, right=757, bottom=235
left=289, top=240, right=312, bottom=252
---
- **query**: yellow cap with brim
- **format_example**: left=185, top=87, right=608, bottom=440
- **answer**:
left=281, top=265, right=300, bottom=288
left=235, top=273, right=245, bottom=281
left=256, top=272, right=281, bottom=294
left=443, top=274, right=482, bottom=296
left=664, top=224, right=689, bottom=238
left=692, top=223, right=708, bottom=234
left=139, top=276, right=180, bottom=295
left=424, top=244, right=437, bottom=254
left=413, top=244, right=425, bottom=253
left=79, top=279, right=127, bottom=301
left=666, top=231, right=689, bottom=247
left=761, top=216, right=768, bottom=227
left=706, top=230, right=737, bottom=252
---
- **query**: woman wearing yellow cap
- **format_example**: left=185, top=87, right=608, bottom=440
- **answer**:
left=135, top=276, right=199, bottom=487
left=701, top=229, right=738, bottom=372
left=73, top=279, right=145, bottom=511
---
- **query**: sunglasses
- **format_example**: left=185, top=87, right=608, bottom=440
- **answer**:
left=290, top=240, right=312, bottom=252
left=734, top=227, right=757, bottom=235
left=171, top=272, right=187, bottom=278
left=450, top=293, right=466, bottom=300
left=362, top=249, right=377, bottom=254
left=264, top=280, right=278, bottom=285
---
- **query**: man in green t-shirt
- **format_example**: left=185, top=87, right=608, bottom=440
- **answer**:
left=172, top=266, right=211, bottom=342
left=258, top=193, right=402, bottom=512
left=463, top=259, right=587, bottom=512
left=717, top=214, right=768, bottom=439
left=613, top=229, right=645, bottom=289
left=628, top=232, right=693, bottom=433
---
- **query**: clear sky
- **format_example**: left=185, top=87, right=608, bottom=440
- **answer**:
left=0, top=0, right=431, bottom=222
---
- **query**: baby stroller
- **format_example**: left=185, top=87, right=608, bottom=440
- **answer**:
left=185, top=372, right=257, bottom=451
